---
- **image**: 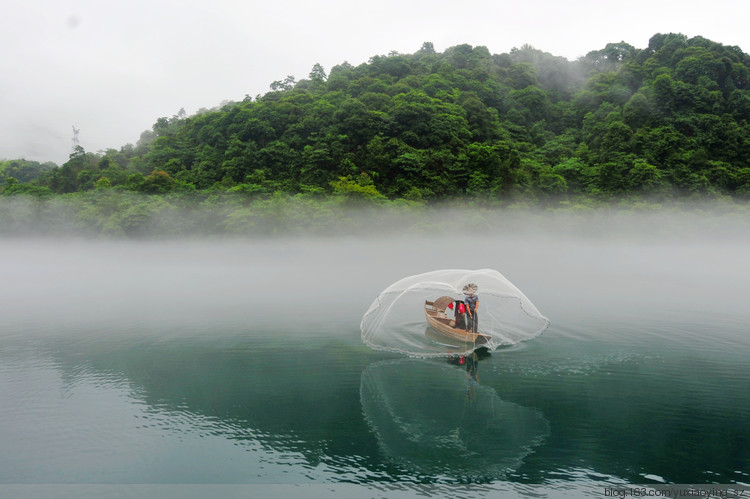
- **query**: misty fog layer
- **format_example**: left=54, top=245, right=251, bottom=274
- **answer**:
left=2, top=209, right=748, bottom=344
left=2, top=209, right=750, bottom=487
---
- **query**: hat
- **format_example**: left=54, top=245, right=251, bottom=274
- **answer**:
left=462, top=283, right=478, bottom=295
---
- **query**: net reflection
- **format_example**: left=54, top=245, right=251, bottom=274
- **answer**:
left=360, top=358, right=550, bottom=481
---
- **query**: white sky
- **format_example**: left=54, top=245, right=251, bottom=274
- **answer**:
left=1, top=0, right=747, bottom=164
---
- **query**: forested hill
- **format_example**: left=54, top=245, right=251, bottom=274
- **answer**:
left=7, top=33, right=750, bottom=201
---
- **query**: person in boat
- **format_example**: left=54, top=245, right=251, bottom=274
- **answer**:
left=450, top=299, right=467, bottom=330
left=463, top=284, right=479, bottom=334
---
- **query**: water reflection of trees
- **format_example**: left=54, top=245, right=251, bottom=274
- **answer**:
left=42, top=330, right=750, bottom=484
left=45, top=334, right=389, bottom=475
left=45, top=333, right=549, bottom=482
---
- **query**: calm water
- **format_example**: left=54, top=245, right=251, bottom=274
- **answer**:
left=1, top=221, right=749, bottom=495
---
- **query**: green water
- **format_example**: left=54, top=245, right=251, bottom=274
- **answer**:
left=1, top=231, right=749, bottom=494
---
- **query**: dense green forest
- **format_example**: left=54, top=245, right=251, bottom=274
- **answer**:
left=2, top=33, right=750, bottom=235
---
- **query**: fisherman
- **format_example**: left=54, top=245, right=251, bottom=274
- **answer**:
left=463, top=284, right=479, bottom=334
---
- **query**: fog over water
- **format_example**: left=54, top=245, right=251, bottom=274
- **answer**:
left=3, top=207, right=748, bottom=336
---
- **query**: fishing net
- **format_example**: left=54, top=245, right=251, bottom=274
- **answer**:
left=360, top=359, right=550, bottom=479
left=361, top=269, right=549, bottom=357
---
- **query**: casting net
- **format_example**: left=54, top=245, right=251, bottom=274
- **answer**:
left=361, top=269, right=549, bottom=357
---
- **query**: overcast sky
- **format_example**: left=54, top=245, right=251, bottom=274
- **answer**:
left=1, top=0, right=747, bottom=165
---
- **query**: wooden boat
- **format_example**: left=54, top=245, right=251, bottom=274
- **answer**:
left=424, top=296, right=492, bottom=345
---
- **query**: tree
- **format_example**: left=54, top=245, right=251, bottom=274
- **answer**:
left=270, top=75, right=296, bottom=91
left=141, top=170, right=176, bottom=193
left=418, top=42, right=436, bottom=55
left=309, top=63, right=327, bottom=82
left=330, top=173, right=387, bottom=204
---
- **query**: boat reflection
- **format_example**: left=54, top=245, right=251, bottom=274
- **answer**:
left=446, top=348, right=491, bottom=382
left=360, top=359, right=550, bottom=480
